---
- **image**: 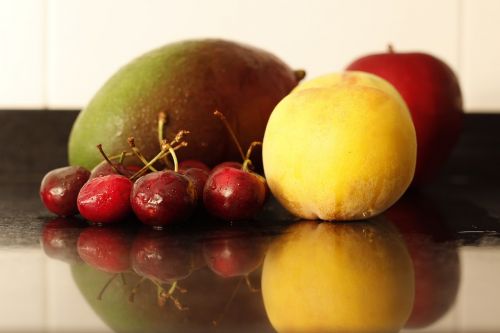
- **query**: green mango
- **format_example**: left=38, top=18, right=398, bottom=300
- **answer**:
left=68, top=39, right=302, bottom=170
left=71, top=264, right=273, bottom=333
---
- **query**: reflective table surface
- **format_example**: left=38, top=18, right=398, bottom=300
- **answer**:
left=0, top=112, right=499, bottom=333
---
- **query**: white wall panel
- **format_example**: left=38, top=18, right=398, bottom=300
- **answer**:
left=3, top=0, right=499, bottom=111
left=46, top=0, right=461, bottom=109
left=0, top=0, right=45, bottom=108
left=462, top=0, right=500, bottom=112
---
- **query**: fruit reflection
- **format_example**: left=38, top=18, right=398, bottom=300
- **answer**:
left=202, top=228, right=267, bottom=278
left=77, top=225, right=133, bottom=273
left=131, top=228, right=194, bottom=283
left=41, top=217, right=86, bottom=264
left=130, top=228, right=195, bottom=308
left=262, top=218, right=414, bottom=333
left=69, top=224, right=273, bottom=333
left=386, top=191, right=460, bottom=329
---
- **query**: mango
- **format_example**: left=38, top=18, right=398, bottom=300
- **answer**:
left=68, top=39, right=300, bottom=169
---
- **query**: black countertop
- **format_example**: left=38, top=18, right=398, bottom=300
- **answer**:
left=0, top=111, right=499, bottom=332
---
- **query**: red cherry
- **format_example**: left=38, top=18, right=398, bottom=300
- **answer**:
left=77, top=226, right=132, bottom=273
left=211, top=161, right=242, bottom=173
left=178, top=160, right=210, bottom=172
left=41, top=217, right=86, bottom=263
left=77, top=174, right=133, bottom=224
left=203, top=167, right=267, bottom=221
left=40, top=166, right=90, bottom=216
left=89, top=160, right=141, bottom=180
left=131, top=229, right=193, bottom=283
left=179, top=168, right=209, bottom=204
left=130, top=171, right=197, bottom=227
left=202, top=229, right=266, bottom=278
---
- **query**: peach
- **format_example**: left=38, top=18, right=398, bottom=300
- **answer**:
left=263, top=71, right=417, bottom=220
left=261, top=219, right=415, bottom=333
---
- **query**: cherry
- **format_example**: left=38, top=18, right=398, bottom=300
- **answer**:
left=131, top=171, right=197, bottom=227
left=40, top=166, right=90, bottom=216
left=130, top=228, right=193, bottom=283
left=41, top=217, right=86, bottom=264
left=204, top=167, right=267, bottom=221
left=130, top=137, right=197, bottom=228
left=211, top=161, right=242, bottom=173
left=203, top=111, right=268, bottom=221
left=202, top=229, right=266, bottom=278
left=77, top=174, right=133, bottom=224
left=179, top=167, right=209, bottom=204
left=179, top=160, right=210, bottom=172
left=77, top=225, right=133, bottom=273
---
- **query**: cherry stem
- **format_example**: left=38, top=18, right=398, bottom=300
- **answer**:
left=212, top=276, right=243, bottom=326
left=214, top=110, right=245, bottom=162
left=158, top=112, right=167, bottom=147
left=388, top=43, right=394, bottom=53
left=120, top=272, right=127, bottom=285
left=163, top=141, right=179, bottom=172
left=163, top=129, right=190, bottom=169
left=163, top=281, right=188, bottom=310
left=108, top=151, right=134, bottom=161
left=97, top=273, right=118, bottom=301
left=244, top=275, right=259, bottom=292
left=152, top=280, right=187, bottom=309
left=128, top=277, right=146, bottom=303
left=118, top=152, right=127, bottom=165
left=293, top=69, right=306, bottom=82
left=130, top=141, right=187, bottom=180
left=157, top=112, right=170, bottom=166
left=128, top=137, right=158, bottom=172
left=170, top=130, right=190, bottom=146
left=96, top=144, right=121, bottom=175
left=242, top=141, right=261, bottom=172
left=167, top=281, right=178, bottom=295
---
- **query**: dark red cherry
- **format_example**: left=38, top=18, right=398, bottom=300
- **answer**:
left=203, top=167, right=267, bottom=221
left=202, top=229, right=266, bottom=278
left=131, top=229, right=193, bottom=283
left=41, top=217, right=86, bottom=263
left=77, top=174, right=133, bottom=224
left=40, top=166, right=90, bottom=217
left=179, top=168, right=209, bottom=204
left=130, top=171, right=197, bottom=227
left=89, top=160, right=141, bottom=180
left=178, top=160, right=210, bottom=172
left=211, top=161, right=242, bottom=173
left=77, top=226, right=132, bottom=273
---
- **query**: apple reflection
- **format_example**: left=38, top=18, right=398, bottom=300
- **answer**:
left=386, top=191, right=460, bottom=329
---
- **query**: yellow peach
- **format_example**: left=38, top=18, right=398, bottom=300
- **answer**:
left=293, top=70, right=403, bottom=102
left=262, top=219, right=415, bottom=333
left=262, top=72, right=416, bottom=220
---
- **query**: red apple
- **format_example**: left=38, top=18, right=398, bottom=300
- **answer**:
left=346, top=46, right=463, bottom=185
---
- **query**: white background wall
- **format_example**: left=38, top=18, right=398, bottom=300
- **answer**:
left=0, top=0, right=499, bottom=112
